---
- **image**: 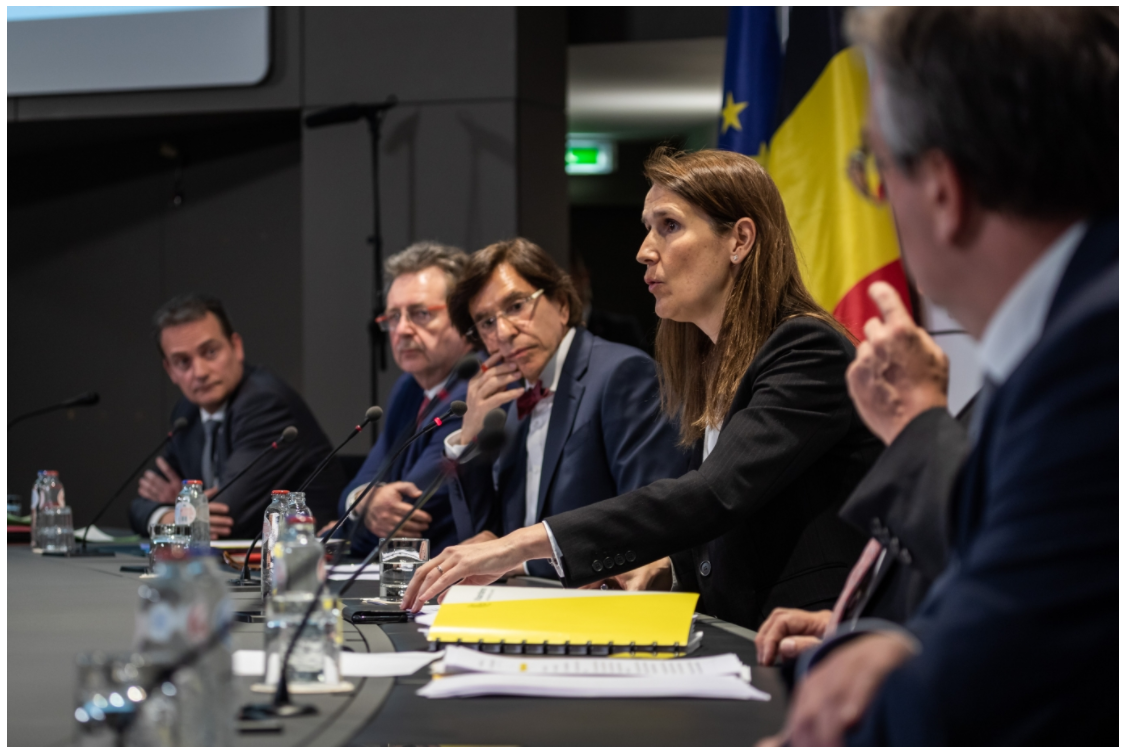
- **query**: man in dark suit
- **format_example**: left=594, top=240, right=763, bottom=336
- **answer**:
left=336, top=242, right=473, bottom=555
left=129, top=294, right=345, bottom=538
left=769, top=8, right=1118, bottom=745
left=443, top=238, right=688, bottom=578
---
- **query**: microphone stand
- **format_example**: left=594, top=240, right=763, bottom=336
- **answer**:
left=240, top=464, right=453, bottom=721
left=9, top=391, right=99, bottom=429
left=233, top=410, right=382, bottom=587
left=304, top=96, right=398, bottom=415
left=75, top=419, right=188, bottom=556
left=240, top=418, right=505, bottom=721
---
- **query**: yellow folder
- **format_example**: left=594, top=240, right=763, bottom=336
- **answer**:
left=427, top=586, right=699, bottom=653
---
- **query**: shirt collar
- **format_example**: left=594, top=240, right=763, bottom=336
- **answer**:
left=422, top=382, right=445, bottom=401
left=200, top=404, right=226, bottom=423
left=978, top=221, right=1087, bottom=385
left=527, top=327, right=576, bottom=393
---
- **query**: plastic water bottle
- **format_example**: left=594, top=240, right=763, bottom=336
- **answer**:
left=37, top=470, right=74, bottom=554
left=260, top=490, right=289, bottom=600
left=265, top=515, right=340, bottom=686
left=183, top=553, right=234, bottom=746
left=174, top=480, right=210, bottom=550
left=30, top=471, right=47, bottom=553
left=285, top=491, right=310, bottom=520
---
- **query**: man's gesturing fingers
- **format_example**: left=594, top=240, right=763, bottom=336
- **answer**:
left=867, top=281, right=911, bottom=327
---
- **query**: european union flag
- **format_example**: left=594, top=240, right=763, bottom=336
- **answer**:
left=717, top=7, right=782, bottom=158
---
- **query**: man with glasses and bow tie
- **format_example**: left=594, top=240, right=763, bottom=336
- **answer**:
left=337, top=241, right=475, bottom=556
left=443, top=237, right=687, bottom=579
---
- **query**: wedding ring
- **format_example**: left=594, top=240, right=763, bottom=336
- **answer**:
left=438, top=565, right=445, bottom=574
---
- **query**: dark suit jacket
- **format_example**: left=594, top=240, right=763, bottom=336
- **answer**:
left=549, top=317, right=882, bottom=629
left=850, top=218, right=1119, bottom=745
left=836, top=404, right=972, bottom=624
left=338, top=370, right=471, bottom=556
left=450, top=327, right=689, bottom=577
left=128, top=364, right=346, bottom=538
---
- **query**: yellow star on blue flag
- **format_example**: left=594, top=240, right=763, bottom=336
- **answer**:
left=721, top=92, right=749, bottom=134
left=717, top=7, right=781, bottom=155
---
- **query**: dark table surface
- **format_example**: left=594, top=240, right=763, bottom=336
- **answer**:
left=8, top=546, right=788, bottom=746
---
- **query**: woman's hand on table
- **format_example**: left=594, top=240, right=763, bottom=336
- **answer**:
left=400, top=524, right=553, bottom=612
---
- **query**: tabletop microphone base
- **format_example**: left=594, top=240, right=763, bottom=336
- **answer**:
left=239, top=701, right=318, bottom=721
left=227, top=576, right=261, bottom=587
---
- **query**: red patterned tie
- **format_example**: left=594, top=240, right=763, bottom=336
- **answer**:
left=825, top=538, right=884, bottom=636
left=415, top=396, right=432, bottom=427
left=516, top=382, right=551, bottom=420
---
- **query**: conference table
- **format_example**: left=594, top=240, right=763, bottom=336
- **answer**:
left=8, top=545, right=789, bottom=746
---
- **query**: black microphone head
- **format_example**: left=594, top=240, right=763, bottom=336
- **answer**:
left=171, top=417, right=189, bottom=433
left=364, top=406, right=384, bottom=424
left=477, top=423, right=508, bottom=460
left=454, top=355, right=481, bottom=381
left=449, top=401, right=468, bottom=417
left=280, top=426, right=299, bottom=443
left=64, top=391, right=100, bottom=407
left=483, top=408, right=507, bottom=431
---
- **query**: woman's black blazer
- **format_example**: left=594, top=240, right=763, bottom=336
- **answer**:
left=548, top=316, right=883, bottom=630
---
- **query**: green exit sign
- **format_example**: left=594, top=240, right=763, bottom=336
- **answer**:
left=565, top=138, right=615, bottom=175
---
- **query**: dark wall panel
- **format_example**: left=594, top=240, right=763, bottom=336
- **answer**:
left=7, top=128, right=302, bottom=530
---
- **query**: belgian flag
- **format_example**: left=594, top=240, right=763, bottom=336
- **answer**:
left=718, top=7, right=912, bottom=339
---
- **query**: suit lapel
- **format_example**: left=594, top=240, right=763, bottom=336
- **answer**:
left=536, top=328, right=591, bottom=521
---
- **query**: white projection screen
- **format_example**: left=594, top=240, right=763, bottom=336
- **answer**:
left=8, top=6, right=270, bottom=96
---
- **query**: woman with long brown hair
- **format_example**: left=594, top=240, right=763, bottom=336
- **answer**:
left=402, top=147, right=882, bottom=630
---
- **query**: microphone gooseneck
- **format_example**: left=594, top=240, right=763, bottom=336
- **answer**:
left=208, top=426, right=298, bottom=505
left=9, top=390, right=101, bottom=429
left=80, top=416, right=190, bottom=550
left=255, top=406, right=507, bottom=719
left=239, top=408, right=384, bottom=585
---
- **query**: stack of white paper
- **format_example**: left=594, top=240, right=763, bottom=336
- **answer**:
left=233, top=649, right=441, bottom=678
left=417, top=673, right=769, bottom=700
left=418, top=646, right=769, bottom=701
left=327, top=562, right=380, bottom=581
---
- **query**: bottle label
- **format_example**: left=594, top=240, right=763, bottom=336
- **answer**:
left=146, top=602, right=175, bottom=643
left=177, top=503, right=197, bottom=525
left=186, top=601, right=209, bottom=645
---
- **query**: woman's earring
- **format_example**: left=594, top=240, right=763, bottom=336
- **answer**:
left=731, top=254, right=740, bottom=263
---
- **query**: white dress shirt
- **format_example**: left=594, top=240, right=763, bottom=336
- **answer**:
left=147, top=406, right=225, bottom=531
left=977, top=221, right=1086, bottom=386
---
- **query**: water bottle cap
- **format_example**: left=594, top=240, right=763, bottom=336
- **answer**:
left=286, top=514, right=315, bottom=525
left=271, top=490, right=289, bottom=495
left=44, top=470, right=59, bottom=476
left=186, top=480, right=203, bottom=486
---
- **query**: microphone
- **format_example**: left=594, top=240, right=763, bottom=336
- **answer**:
left=241, top=417, right=509, bottom=721
left=453, top=408, right=508, bottom=464
left=9, top=391, right=100, bottom=429
left=304, top=96, right=398, bottom=129
left=75, top=416, right=190, bottom=554
left=235, top=408, right=383, bottom=586
left=333, top=399, right=467, bottom=550
left=453, top=354, right=481, bottom=381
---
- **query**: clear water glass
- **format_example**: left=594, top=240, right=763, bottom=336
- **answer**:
left=263, top=594, right=342, bottom=687
left=379, top=538, right=429, bottom=602
left=147, top=525, right=189, bottom=574
left=39, top=506, right=75, bottom=554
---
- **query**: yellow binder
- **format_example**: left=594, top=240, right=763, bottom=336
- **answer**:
left=427, top=585, right=701, bottom=656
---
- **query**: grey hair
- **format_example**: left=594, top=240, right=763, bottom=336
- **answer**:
left=846, top=7, right=1118, bottom=218
left=384, top=241, right=468, bottom=298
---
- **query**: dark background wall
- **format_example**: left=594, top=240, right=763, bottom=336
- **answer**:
left=7, top=8, right=567, bottom=529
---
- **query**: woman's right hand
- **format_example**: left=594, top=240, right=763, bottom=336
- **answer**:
left=459, top=353, right=523, bottom=444
left=754, top=607, right=832, bottom=665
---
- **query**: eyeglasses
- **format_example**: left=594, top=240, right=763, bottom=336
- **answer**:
left=846, top=143, right=887, bottom=205
left=375, top=304, right=446, bottom=332
left=470, top=289, right=545, bottom=343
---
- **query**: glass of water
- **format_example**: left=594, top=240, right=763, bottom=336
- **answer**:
left=379, top=538, right=429, bottom=602
left=148, top=525, right=189, bottom=573
left=39, top=506, right=75, bottom=554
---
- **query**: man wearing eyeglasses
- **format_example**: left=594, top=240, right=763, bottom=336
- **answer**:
left=337, top=241, right=475, bottom=555
left=442, top=237, right=688, bottom=578
left=128, top=294, right=346, bottom=538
